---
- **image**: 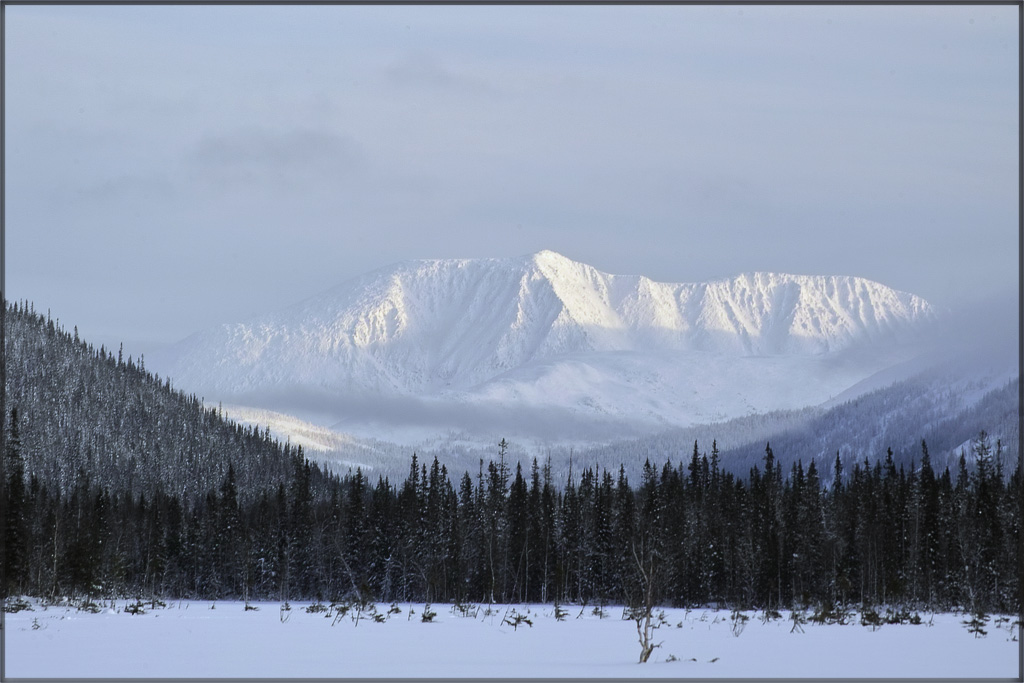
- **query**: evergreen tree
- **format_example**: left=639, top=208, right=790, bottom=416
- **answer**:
left=505, top=462, right=529, bottom=603
left=3, top=408, right=28, bottom=596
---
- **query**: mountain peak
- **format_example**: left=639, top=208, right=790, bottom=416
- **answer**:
left=151, top=253, right=936, bottom=437
left=526, top=249, right=578, bottom=269
left=530, top=248, right=569, bottom=260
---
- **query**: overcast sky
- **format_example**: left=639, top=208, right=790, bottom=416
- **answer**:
left=5, top=5, right=1018, bottom=355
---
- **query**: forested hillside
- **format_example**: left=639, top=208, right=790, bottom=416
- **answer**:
left=2, top=300, right=1018, bottom=616
left=719, top=374, right=1019, bottom=478
left=570, top=372, right=1018, bottom=485
left=3, top=301, right=334, bottom=503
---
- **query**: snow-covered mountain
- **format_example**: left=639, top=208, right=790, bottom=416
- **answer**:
left=149, top=250, right=937, bottom=442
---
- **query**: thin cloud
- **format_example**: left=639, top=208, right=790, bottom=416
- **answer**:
left=384, top=52, right=494, bottom=94
left=189, top=127, right=367, bottom=189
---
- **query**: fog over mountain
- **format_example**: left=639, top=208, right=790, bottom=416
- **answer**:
left=149, top=250, right=941, bottom=446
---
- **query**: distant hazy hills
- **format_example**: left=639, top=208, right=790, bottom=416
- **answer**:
left=149, top=250, right=937, bottom=442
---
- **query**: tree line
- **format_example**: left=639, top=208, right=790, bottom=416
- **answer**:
left=4, top=420, right=1019, bottom=614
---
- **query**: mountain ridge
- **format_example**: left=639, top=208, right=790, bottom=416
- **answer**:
left=155, top=251, right=934, bottom=392
left=148, top=251, right=937, bottom=439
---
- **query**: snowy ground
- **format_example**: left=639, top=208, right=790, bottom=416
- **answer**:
left=4, top=600, right=1019, bottom=679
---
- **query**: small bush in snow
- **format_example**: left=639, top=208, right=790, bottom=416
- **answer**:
left=452, top=600, right=476, bottom=618
left=963, top=610, right=989, bottom=638
left=124, top=600, right=146, bottom=615
left=421, top=604, right=437, bottom=623
left=860, top=607, right=883, bottom=631
left=78, top=601, right=102, bottom=614
left=884, top=607, right=912, bottom=625
left=730, top=608, right=749, bottom=637
left=503, top=609, right=533, bottom=630
left=4, top=597, right=33, bottom=613
left=790, top=609, right=807, bottom=634
left=810, top=601, right=851, bottom=626
left=622, top=605, right=644, bottom=621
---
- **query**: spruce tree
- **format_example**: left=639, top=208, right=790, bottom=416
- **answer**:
left=3, top=408, right=27, bottom=597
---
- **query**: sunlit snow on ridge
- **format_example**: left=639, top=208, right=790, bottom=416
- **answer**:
left=148, top=251, right=937, bottom=447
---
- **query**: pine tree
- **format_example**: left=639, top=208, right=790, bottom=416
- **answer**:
left=3, top=408, right=28, bottom=597
left=506, top=462, right=530, bottom=603
left=345, top=467, right=368, bottom=590
left=971, top=432, right=1002, bottom=612
left=217, top=464, right=242, bottom=596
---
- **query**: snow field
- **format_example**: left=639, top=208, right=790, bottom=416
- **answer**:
left=5, top=601, right=1018, bottom=679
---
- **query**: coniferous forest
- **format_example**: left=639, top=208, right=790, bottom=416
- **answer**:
left=2, top=301, right=1020, bottom=616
